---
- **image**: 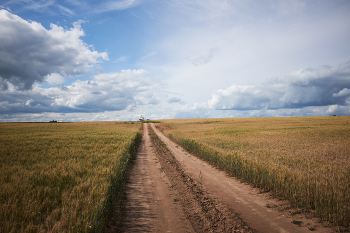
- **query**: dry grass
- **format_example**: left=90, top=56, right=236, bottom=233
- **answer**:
left=0, top=121, right=141, bottom=233
left=159, top=116, right=350, bottom=229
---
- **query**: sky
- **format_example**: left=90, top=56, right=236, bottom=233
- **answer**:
left=0, top=0, right=350, bottom=122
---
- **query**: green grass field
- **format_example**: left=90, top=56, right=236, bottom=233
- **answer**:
left=159, top=116, right=350, bottom=229
left=0, top=121, right=141, bottom=232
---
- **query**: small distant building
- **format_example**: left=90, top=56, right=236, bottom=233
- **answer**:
left=139, top=115, right=144, bottom=121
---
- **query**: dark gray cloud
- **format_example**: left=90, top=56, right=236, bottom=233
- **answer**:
left=0, top=90, right=71, bottom=114
left=0, top=10, right=108, bottom=90
left=208, top=62, right=350, bottom=111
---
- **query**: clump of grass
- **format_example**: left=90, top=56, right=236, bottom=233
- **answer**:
left=0, top=121, right=141, bottom=232
left=160, top=116, right=350, bottom=228
left=292, top=220, right=303, bottom=226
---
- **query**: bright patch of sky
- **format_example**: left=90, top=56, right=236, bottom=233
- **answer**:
left=1, top=0, right=350, bottom=122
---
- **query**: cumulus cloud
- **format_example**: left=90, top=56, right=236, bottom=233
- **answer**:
left=208, top=62, right=350, bottom=112
left=45, top=73, right=65, bottom=85
left=0, top=10, right=108, bottom=90
left=0, top=69, right=161, bottom=114
left=333, top=88, right=350, bottom=97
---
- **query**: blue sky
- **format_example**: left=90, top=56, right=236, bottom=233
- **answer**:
left=1, top=0, right=350, bottom=122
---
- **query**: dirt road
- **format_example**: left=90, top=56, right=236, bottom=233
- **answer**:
left=122, top=123, right=194, bottom=232
left=121, top=123, right=333, bottom=233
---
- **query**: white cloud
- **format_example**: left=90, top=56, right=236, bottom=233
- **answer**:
left=91, top=114, right=111, bottom=121
left=50, top=69, right=152, bottom=111
left=45, top=73, right=65, bottom=85
left=144, top=0, right=350, bottom=107
left=25, top=0, right=55, bottom=11
left=0, top=69, right=163, bottom=114
left=333, top=88, right=350, bottom=97
left=208, top=85, right=273, bottom=110
left=326, top=104, right=350, bottom=116
left=207, top=62, right=350, bottom=111
left=57, top=4, right=74, bottom=15
left=0, top=10, right=108, bottom=90
left=3, top=0, right=77, bottom=14
left=2, top=1, right=350, bottom=122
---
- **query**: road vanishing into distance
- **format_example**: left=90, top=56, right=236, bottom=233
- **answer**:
left=119, top=123, right=334, bottom=233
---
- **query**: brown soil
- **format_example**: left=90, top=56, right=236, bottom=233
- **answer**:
left=115, top=123, right=335, bottom=233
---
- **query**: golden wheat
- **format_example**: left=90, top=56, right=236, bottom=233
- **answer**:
left=159, top=116, right=350, bottom=229
left=0, top=121, right=141, bottom=232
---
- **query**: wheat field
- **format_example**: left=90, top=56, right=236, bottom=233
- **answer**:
left=159, top=116, right=350, bottom=229
left=0, top=121, right=141, bottom=232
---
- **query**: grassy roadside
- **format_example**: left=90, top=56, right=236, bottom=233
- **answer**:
left=158, top=117, right=350, bottom=230
left=0, top=121, right=141, bottom=232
